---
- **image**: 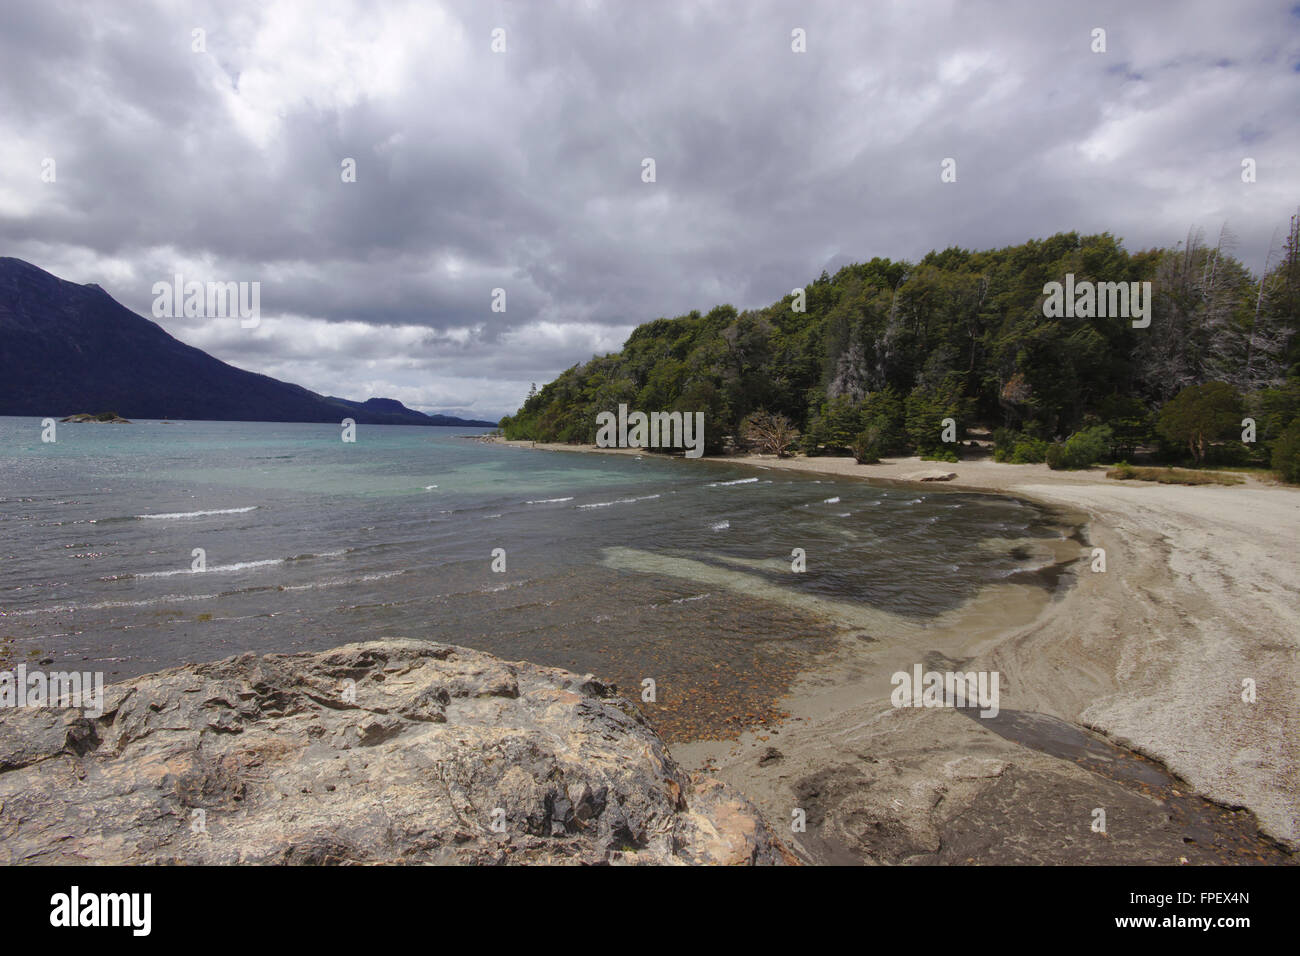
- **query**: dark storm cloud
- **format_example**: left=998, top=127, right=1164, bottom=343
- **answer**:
left=2, top=0, right=1297, bottom=418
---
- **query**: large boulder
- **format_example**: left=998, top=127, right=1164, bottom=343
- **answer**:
left=0, top=640, right=789, bottom=865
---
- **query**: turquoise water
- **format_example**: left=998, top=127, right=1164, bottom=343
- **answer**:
left=0, top=417, right=1065, bottom=739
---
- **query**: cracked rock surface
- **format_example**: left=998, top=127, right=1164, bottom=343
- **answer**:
left=0, top=639, right=789, bottom=865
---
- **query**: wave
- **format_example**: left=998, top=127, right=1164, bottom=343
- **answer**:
left=650, top=592, right=712, bottom=609
left=135, top=506, right=258, bottom=520
left=708, top=477, right=758, bottom=486
left=482, top=580, right=528, bottom=593
left=822, top=496, right=841, bottom=504
left=7, top=570, right=407, bottom=616
left=577, top=494, right=661, bottom=509
left=2, top=592, right=219, bottom=615
left=286, top=549, right=348, bottom=561
left=122, top=547, right=349, bottom=579
left=137, top=558, right=283, bottom=578
left=710, top=520, right=730, bottom=531
left=526, top=497, right=574, bottom=504
left=279, top=570, right=405, bottom=590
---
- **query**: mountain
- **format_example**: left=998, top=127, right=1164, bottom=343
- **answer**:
left=0, top=258, right=496, bottom=426
left=325, top=396, right=494, bottom=427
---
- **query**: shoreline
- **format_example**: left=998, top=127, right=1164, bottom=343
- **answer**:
left=488, top=437, right=1300, bottom=861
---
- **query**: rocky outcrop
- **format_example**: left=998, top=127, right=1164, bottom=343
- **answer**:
left=903, top=470, right=957, bottom=481
left=0, top=640, right=789, bottom=865
left=59, top=413, right=131, bottom=423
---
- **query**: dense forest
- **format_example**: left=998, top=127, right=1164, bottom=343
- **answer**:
left=501, top=218, right=1300, bottom=481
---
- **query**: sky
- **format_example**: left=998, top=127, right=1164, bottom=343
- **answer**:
left=2, top=1, right=1298, bottom=422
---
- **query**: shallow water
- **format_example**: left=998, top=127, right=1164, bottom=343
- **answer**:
left=0, top=417, right=1069, bottom=739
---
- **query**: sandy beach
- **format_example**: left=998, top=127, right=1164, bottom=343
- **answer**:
left=491, top=438, right=1300, bottom=862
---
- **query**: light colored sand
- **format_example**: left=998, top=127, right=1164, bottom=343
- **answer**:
left=492, top=439, right=1300, bottom=851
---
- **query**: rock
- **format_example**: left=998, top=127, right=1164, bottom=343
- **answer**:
left=58, top=412, right=131, bottom=423
left=904, top=470, right=957, bottom=482
left=942, top=756, right=1008, bottom=780
left=758, top=746, right=784, bottom=767
left=0, top=640, right=789, bottom=865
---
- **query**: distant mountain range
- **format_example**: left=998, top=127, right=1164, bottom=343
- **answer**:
left=0, top=257, right=496, bottom=426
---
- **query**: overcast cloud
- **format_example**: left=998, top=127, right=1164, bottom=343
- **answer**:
left=2, top=0, right=1298, bottom=420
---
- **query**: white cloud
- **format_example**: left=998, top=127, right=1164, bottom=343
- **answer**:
left=1, top=0, right=1297, bottom=417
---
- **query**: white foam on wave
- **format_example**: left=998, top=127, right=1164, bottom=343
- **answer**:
left=281, top=570, right=405, bottom=590
left=710, top=520, right=730, bottom=531
left=137, top=558, right=283, bottom=578
left=136, top=506, right=257, bottom=520
left=482, top=580, right=528, bottom=593
left=286, top=548, right=347, bottom=561
left=9, top=569, right=406, bottom=617
left=526, top=497, right=574, bottom=504
left=578, top=494, right=661, bottom=509
left=708, top=477, right=759, bottom=487
left=822, top=496, right=841, bottom=504
left=650, top=591, right=712, bottom=609
left=2, top=593, right=219, bottom=616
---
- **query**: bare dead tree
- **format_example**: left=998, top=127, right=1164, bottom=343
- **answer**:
left=1245, top=226, right=1281, bottom=387
left=741, top=411, right=801, bottom=457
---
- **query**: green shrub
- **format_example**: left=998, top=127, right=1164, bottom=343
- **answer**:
left=1157, top=381, right=1243, bottom=465
left=1273, top=419, right=1300, bottom=484
left=921, top=448, right=959, bottom=463
left=992, top=427, right=1015, bottom=462
left=1251, top=377, right=1300, bottom=447
left=993, top=428, right=1048, bottom=464
left=1047, top=425, right=1112, bottom=470
left=1010, top=438, right=1049, bottom=464
left=851, top=426, right=883, bottom=464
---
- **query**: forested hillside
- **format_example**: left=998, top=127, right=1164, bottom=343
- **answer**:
left=501, top=220, right=1300, bottom=477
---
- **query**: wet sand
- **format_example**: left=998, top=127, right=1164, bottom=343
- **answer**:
left=490, top=439, right=1300, bottom=862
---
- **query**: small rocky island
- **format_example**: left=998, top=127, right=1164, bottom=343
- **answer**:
left=59, top=411, right=132, bottom=423
left=0, top=640, right=789, bottom=865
